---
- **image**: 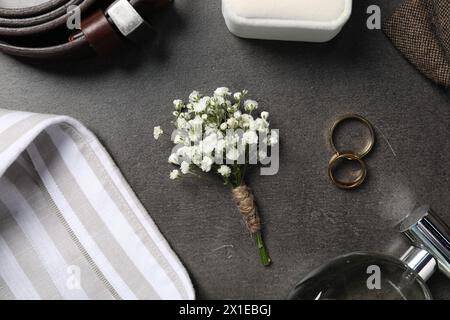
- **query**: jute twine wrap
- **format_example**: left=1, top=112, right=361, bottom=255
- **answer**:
left=232, top=185, right=261, bottom=234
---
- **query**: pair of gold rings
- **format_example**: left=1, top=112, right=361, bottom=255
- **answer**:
left=328, top=114, right=375, bottom=189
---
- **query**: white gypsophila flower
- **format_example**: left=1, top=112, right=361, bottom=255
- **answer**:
left=188, top=115, right=203, bottom=125
left=269, top=130, right=279, bottom=146
left=183, top=136, right=191, bottom=146
left=178, top=146, right=198, bottom=165
left=194, top=96, right=210, bottom=113
left=214, top=96, right=226, bottom=107
left=204, top=126, right=217, bottom=136
left=183, top=112, right=192, bottom=120
left=153, top=126, right=163, bottom=140
left=191, top=146, right=203, bottom=165
left=188, top=115, right=203, bottom=142
left=244, top=99, right=258, bottom=112
left=193, top=102, right=205, bottom=113
left=173, top=99, right=184, bottom=111
left=261, top=111, right=269, bottom=120
left=227, top=117, right=239, bottom=129
left=225, top=132, right=239, bottom=148
left=249, top=119, right=257, bottom=131
left=201, top=133, right=218, bottom=154
left=240, top=114, right=254, bottom=129
left=216, top=130, right=224, bottom=140
left=168, top=153, right=179, bottom=165
left=258, top=150, right=267, bottom=161
left=176, top=146, right=187, bottom=157
left=202, top=96, right=211, bottom=105
left=233, top=92, right=242, bottom=100
left=176, top=117, right=189, bottom=130
left=200, top=156, right=213, bottom=172
left=174, top=134, right=184, bottom=145
left=167, top=89, right=275, bottom=189
left=252, top=118, right=269, bottom=133
left=189, top=91, right=200, bottom=103
left=218, top=165, right=231, bottom=177
left=242, top=130, right=259, bottom=145
left=216, top=139, right=226, bottom=154
left=170, top=169, right=180, bottom=180
left=214, top=87, right=231, bottom=97
left=188, top=130, right=199, bottom=143
left=227, top=102, right=237, bottom=113
left=226, top=148, right=239, bottom=161
left=180, top=161, right=190, bottom=174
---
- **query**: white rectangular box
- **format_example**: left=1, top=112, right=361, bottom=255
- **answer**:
left=222, top=0, right=352, bottom=42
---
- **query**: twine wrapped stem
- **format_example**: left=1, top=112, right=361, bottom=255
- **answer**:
left=232, top=184, right=271, bottom=266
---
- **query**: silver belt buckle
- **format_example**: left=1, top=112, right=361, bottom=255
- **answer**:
left=106, top=0, right=152, bottom=41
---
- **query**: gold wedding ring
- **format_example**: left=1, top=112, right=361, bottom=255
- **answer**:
left=329, top=114, right=375, bottom=158
left=328, top=153, right=367, bottom=189
left=328, top=114, right=375, bottom=189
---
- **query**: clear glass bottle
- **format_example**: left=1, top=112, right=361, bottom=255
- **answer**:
left=289, top=206, right=450, bottom=300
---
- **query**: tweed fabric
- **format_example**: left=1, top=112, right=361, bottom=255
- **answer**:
left=384, top=0, right=450, bottom=86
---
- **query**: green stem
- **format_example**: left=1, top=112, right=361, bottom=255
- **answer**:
left=254, top=231, right=271, bottom=266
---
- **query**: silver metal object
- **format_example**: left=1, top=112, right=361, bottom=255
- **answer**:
left=106, top=0, right=149, bottom=40
left=400, top=246, right=436, bottom=281
left=399, top=205, right=450, bottom=279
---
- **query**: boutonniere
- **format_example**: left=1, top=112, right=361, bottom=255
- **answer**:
left=155, top=88, right=279, bottom=266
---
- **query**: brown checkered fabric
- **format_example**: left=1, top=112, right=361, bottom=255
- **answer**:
left=383, top=0, right=450, bottom=86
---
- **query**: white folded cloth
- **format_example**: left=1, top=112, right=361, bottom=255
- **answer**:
left=0, top=109, right=195, bottom=300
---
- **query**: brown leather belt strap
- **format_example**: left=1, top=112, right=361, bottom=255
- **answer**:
left=79, top=9, right=123, bottom=56
left=0, top=0, right=172, bottom=59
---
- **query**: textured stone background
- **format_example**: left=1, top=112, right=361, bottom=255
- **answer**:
left=0, top=0, right=449, bottom=299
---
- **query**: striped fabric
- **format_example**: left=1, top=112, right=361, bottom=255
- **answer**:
left=0, top=109, right=195, bottom=300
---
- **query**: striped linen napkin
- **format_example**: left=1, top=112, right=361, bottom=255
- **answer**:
left=0, top=109, right=195, bottom=300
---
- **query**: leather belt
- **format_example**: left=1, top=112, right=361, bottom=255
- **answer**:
left=0, top=0, right=171, bottom=59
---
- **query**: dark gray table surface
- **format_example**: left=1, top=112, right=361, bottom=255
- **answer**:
left=1, top=0, right=449, bottom=299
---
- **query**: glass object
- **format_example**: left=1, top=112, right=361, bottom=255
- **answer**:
left=289, top=252, right=432, bottom=300
left=290, top=206, right=450, bottom=300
